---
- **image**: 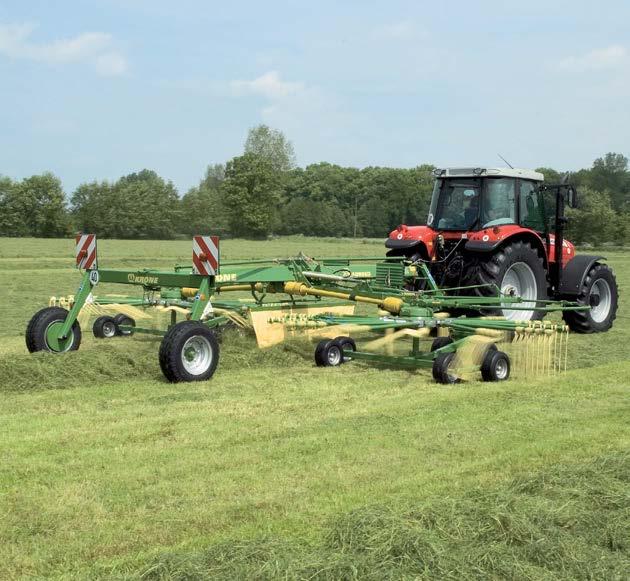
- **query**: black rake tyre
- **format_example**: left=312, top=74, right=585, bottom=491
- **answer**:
left=314, top=339, right=344, bottom=367
left=481, top=349, right=511, bottom=382
left=25, top=307, right=82, bottom=353
left=432, top=352, right=460, bottom=384
left=93, top=316, right=118, bottom=339
left=468, top=240, right=547, bottom=322
left=113, top=314, right=136, bottom=336
left=430, top=336, right=453, bottom=352
left=333, top=336, right=356, bottom=362
left=159, top=321, right=220, bottom=383
left=562, top=263, right=618, bottom=333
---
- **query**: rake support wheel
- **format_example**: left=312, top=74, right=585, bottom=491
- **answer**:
left=93, top=316, right=117, bottom=339
left=113, top=314, right=136, bottom=336
left=481, top=349, right=511, bottom=382
left=26, top=307, right=82, bottom=353
left=314, top=339, right=344, bottom=367
left=432, top=352, right=460, bottom=384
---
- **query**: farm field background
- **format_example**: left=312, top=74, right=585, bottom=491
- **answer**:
left=0, top=237, right=628, bottom=579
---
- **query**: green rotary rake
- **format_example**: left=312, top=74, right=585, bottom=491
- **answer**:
left=26, top=235, right=611, bottom=384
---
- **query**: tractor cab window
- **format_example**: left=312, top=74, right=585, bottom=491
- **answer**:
left=429, top=179, right=481, bottom=230
left=519, top=180, right=545, bottom=232
left=482, top=178, right=516, bottom=228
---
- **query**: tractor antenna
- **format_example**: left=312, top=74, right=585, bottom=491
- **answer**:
left=497, top=154, right=514, bottom=169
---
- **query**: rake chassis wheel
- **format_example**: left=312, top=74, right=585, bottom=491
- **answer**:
left=159, top=321, right=220, bottom=382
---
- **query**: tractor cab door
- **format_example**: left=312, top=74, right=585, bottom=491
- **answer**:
left=480, top=177, right=518, bottom=228
left=518, top=180, right=547, bottom=233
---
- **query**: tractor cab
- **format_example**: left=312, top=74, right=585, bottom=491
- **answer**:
left=427, top=167, right=546, bottom=233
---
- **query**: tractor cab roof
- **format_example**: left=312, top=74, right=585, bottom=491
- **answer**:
left=434, top=167, right=544, bottom=182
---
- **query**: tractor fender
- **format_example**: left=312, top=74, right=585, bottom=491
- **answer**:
left=464, top=230, right=548, bottom=266
left=558, top=255, right=605, bottom=296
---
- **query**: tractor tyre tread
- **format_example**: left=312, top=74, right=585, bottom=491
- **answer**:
left=562, top=263, right=618, bottom=333
left=467, top=240, right=547, bottom=321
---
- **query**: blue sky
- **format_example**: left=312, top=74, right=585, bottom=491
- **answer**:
left=0, top=0, right=629, bottom=194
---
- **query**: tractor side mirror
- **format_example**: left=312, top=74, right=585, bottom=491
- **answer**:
left=566, top=186, right=578, bottom=208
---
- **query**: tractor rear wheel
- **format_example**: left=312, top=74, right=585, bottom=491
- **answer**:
left=469, top=240, right=547, bottom=321
left=26, top=307, right=82, bottom=353
left=563, top=263, right=618, bottom=333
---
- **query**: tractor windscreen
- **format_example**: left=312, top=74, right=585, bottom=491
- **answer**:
left=427, top=178, right=481, bottom=231
left=427, top=177, right=518, bottom=231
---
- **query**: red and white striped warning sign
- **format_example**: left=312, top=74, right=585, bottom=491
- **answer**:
left=192, top=235, right=219, bottom=276
left=75, top=234, right=97, bottom=270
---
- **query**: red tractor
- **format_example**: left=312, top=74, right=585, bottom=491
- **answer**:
left=386, top=167, right=618, bottom=332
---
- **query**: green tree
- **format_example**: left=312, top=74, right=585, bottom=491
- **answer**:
left=221, top=153, right=281, bottom=238
left=566, top=188, right=620, bottom=246
left=72, top=170, right=180, bottom=238
left=180, top=171, right=227, bottom=238
left=244, top=125, right=296, bottom=172
left=588, top=153, right=630, bottom=210
left=1, top=173, right=70, bottom=237
left=71, top=180, right=114, bottom=235
left=535, top=167, right=563, bottom=185
left=0, top=176, right=17, bottom=236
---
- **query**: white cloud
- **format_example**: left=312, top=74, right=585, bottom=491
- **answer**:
left=373, top=21, right=423, bottom=41
left=557, top=45, right=627, bottom=72
left=0, top=23, right=128, bottom=76
left=231, top=71, right=305, bottom=99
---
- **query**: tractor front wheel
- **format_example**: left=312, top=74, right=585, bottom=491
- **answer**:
left=470, top=240, right=547, bottom=321
left=26, top=307, right=82, bottom=353
left=159, top=321, right=220, bottom=382
left=563, top=263, right=618, bottom=333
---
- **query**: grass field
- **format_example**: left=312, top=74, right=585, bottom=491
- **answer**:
left=0, top=237, right=628, bottom=580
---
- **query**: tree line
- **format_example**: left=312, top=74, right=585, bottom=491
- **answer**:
left=1, top=125, right=629, bottom=245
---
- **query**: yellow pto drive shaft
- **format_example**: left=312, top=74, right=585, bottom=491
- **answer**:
left=283, top=281, right=404, bottom=315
